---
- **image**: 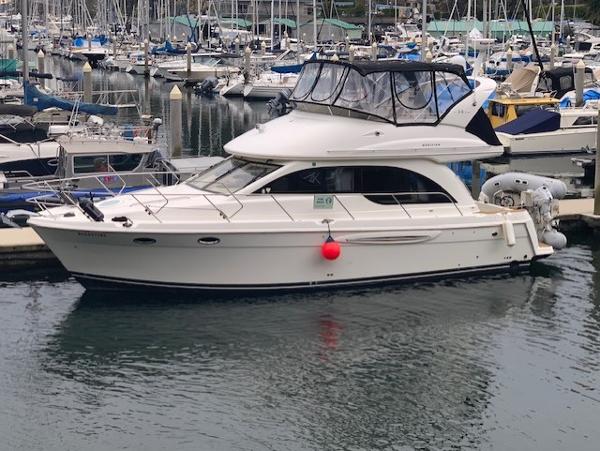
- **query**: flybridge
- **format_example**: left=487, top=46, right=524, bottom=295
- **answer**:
left=289, top=60, right=473, bottom=126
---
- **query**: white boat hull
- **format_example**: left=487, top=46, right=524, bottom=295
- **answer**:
left=31, top=211, right=549, bottom=291
left=498, top=127, right=597, bottom=155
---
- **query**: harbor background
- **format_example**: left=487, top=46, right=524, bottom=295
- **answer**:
left=1, top=55, right=600, bottom=450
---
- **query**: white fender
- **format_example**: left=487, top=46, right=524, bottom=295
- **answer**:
left=502, top=217, right=516, bottom=246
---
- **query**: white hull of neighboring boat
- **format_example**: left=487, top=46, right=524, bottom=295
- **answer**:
left=498, top=127, right=596, bottom=154
left=243, top=84, right=288, bottom=99
left=219, top=79, right=245, bottom=96
left=165, top=66, right=238, bottom=82
left=31, top=209, right=548, bottom=291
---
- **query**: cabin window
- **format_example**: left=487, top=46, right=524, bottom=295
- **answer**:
left=109, top=153, right=144, bottom=172
left=334, top=70, right=394, bottom=120
left=573, top=115, right=598, bottom=126
left=491, top=103, right=506, bottom=117
left=291, top=63, right=320, bottom=101
left=515, top=105, right=543, bottom=117
left=187, top=157, right=280, bottom=193
left=73, top=155, right=109, bottom=173
left=435, top=72, right=471, bottom=117
left=560, top=76, right=572, bottom=91
left=310, top=65, right=346, bottom=102
left=393, top=71, right=437, bottom=123
left=259, top=166, right=453, bottom=203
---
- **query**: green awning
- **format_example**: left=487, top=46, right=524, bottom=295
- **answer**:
left=221, top=18, right=253, bottom=28
left=259, top=18, right=297, bottom=28
left=301, top=18, right=362, bottom=31
left=171, top=15, right=200, bottom=28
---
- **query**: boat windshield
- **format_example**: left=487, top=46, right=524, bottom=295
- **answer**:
left=186, top=157, right=281, bottom=194
left=290, top=61, right=472, bottom=125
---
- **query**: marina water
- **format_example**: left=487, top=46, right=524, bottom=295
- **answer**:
left=2, top=59, right=600, bottom=450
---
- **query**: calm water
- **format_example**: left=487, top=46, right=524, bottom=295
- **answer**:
left=1, top=57, right=600, bottom=450
left=2, top=240, right=600, bottom=450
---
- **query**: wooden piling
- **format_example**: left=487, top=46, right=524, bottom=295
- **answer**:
left=550, top=44, right=556, bottom=70
left=37, top=50, right=45, bottom=88
left=506, top=48, right=513, bottom=73
left=144, top=39, right=149, bottom=77
left=575, top=59, right=585, bottom=107
left=186, top=42, right=192, bottom=78
left=594, top=109, right=600, bottom=215
left=169, top=85, right=182, bottom=158
left=82, top=62, right=92, bottom=103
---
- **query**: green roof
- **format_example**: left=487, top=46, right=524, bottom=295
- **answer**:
left=221, top=18, right=253, bottom=28
left=302, top=18, right=362, bottom=30
left=259, top=18, right=297, bottom=28
left=427, top=20, right=554, bottom=35
left=171, top=15, right=200, bottom=28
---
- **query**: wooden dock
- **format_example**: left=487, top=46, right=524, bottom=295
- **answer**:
left=0, top=227, right=55, bottom=267
left=558, top=198, right=600, bottom=229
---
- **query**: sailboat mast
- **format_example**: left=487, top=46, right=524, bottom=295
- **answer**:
left=312, top=0, right=316, bottom=50
left=21, top=0, right=28, bottom=81
left=421, top=0, right=427, bottom=58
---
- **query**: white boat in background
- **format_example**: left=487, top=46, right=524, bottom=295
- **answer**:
left=29, top=60, right=565, bottom=292
left=242, top=72, right=299, bottom=99
left=163, top=57, right=239, bottom=82
left=496, top=105, right=598, bottom=154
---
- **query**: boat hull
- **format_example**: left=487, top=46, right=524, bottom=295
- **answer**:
left=498, top=127, right=596, bottom=155
left=30, top=218, right=550, bottom=292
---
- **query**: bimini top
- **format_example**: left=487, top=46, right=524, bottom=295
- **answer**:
left=289, top=60, right=473, bottom=126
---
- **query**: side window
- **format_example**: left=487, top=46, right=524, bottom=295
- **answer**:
left=559, top=76, right=572, bottom=91
left=109, top=153, right=144, bottom=172
left=361, top=167, right=452, bottom=204
left=491, top=103, right=506, bottom=118
left=260, top=166, right=453, bottom=203
left=264, top=167, right=357, bottom=193
left=73, top=155, right=108, bottom=173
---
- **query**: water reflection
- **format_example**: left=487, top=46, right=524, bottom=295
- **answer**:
left=38, top=273, right=551, bottom=450
left=43, top=57, right=271, bottom=158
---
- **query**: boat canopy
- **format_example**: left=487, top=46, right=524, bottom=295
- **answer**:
left=495, top=108, right=560, bottom=135
left=289, top=60, right=472, bottom=126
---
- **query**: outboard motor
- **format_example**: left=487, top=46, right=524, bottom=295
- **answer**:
left=267, top=89, right=292, bottom=117
left=194, top=77, right=218, bottom=96
left=479, top=172, right=568, bottom=250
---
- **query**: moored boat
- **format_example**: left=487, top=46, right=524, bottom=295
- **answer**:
left=29, top=60, right=565, bottom=292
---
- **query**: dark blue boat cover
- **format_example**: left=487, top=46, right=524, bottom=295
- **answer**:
left=495, top=108, right=560, bottom=135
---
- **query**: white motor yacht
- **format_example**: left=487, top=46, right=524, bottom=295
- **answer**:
left=29, top=60, right=564, bottom=291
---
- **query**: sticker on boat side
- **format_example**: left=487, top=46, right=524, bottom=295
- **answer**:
left=314, top=195, right=334, bottom=209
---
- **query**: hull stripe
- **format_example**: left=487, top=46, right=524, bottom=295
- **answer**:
left=72, top=261, right=531, bottom=292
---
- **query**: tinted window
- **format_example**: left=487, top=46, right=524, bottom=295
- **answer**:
left=260, top=166, right=452, bottom=203
left=187, top=157, right=280, bottom=193
left=73, top=155, right=108, bottom=174
left=109, top=153, right=143, bottom=171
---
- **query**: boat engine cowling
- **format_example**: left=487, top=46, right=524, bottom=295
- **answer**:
left=479, top=172, right=567, bottom=250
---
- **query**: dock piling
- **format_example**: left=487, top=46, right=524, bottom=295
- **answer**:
left=169, top=85, right=182, bottom=158
left=506, top=48, right=513, bottom=73
left=575, top=59, right=585, bottom=107
left=37, top=50, right=45, bottom=88
left=349, top=45, right=355, bottom=62
left=144, top=39, right=149, bottom=77
left=82, top=62, right=92, bottom=103
left=371, top=42, right=377, bottom=61
left=186, top=42, right=192, bottom=77
left=425, top=49, right=433, bottom=63
left=550, top=44, right=557, bottom=70
left=595, top=109, right=600, bottom=215
left=7, top=44, right=14, bottom=60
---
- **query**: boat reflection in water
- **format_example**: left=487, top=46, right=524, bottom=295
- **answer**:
left=40, top=270, right=558, bottom=450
